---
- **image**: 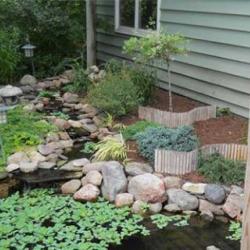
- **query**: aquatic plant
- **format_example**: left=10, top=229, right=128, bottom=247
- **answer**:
left=0, top=189, right=149, bottom=250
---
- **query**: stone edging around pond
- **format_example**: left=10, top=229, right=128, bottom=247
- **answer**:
left=59, top=160, right=244, bottom=223
left=138, top=105, right=216, bottom=128
left=155, top=143, right=248, bottom=175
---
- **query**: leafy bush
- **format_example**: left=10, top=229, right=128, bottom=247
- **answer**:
left=93, top=136, right=127, bottom=162
left=88, top=72, right=142, bottom=117
left=0, top=106, right=56, bottom=169
left=0, top=29, right=21, bottom=84
left=0, top=189, right=149, bottom=249
left=198, top=153, right=245, bottom=185
left=81, top=141, right=97, bottom=154
left=135, top=126, right=198, bottom=162
left=122, top=120, right=161, bottom=141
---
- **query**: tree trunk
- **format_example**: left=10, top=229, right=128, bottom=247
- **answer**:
left=167, top=61, right=173, bottom=112
left=241, top=109, right=250, bottom=250
left=86, top=0, right=96, bottom=67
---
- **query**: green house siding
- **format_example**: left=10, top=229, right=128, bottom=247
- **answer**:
left=96, top=0, right=250, bottom=117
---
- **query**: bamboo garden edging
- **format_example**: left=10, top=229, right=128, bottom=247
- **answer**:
left=155, top=143, right=248, bottom=175
left=138, top=105, right=216, bottom=128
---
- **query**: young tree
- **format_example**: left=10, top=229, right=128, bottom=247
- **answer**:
left=123, top=32, right=188, bottom=112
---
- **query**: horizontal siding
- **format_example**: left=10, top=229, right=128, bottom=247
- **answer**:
left=96, top=1, right=250, bottom=118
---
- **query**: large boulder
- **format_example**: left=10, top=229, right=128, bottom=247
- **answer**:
left=128, top=173, right=166, bottom=203
left=167, top=188, right=199, bottom=211
left=20, top=75, right=37, bottom=85
left=61, top=179, right=81, bottom=194
left=182, top=182, right=206, bottom=195
left=199, top=199, right=224, bottom=216
left=223, top=193, right=244, bottom=218
left=125, top=162, right=153, bottom=176
left=205, top=184, right=226, bottom=204
left=101, top=161, right=127, bottom=201
left=85, top=170, right=103, bottom=186
left=73, top=184, right=100, bottom=201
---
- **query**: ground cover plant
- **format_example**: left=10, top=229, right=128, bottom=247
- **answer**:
left=135, top=126, right=198, bottom=162
left=227, top=221, right=242, bottom=241
left=0, top=189, right=149, bottom=250
left=198, top=153, right=245, bottom=185
left=0, top=106, right=56, bottom=169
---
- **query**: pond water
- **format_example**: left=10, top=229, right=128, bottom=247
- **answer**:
left=111, top=217, right=240, bottom=250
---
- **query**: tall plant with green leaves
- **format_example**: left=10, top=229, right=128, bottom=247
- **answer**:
left=123, top=33, right=188, bottom=111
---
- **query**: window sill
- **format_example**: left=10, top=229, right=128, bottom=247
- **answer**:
left=115, top=26, right=158, bottom=37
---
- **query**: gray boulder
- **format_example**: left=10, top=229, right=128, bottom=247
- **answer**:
left=101, top=161, right=127, bottom=201
left=205, top=184, right=226, bottom=204
left=167, top=188, right=199, bottom=211
left=125, top=162, right=153, bottom=176
left=20, top=75, right=37, bottom=85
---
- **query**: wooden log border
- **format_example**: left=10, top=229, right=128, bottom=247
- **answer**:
left=155, top=143, right=248, bottom=175
left=138, top=105, right=216, bottom=128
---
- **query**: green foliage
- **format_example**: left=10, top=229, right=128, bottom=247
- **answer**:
left=198, top=153, right=245, bottom=185
left=227, top=221, right=242, bottom=241
left=81, top=142, right=98, bottom=154
left=51, top=112, right=70, bottom=120
left=88, top=72, right=142, bottom=117
left=122, top=120, right=161, bottom=141
left=0, top=0, right=86, bottom=78
left=150, top=214, right=190, bottom=229
left=135, top=126, right=198, bottom=162
left=0, top=28, right=21, bottom=84
left=0, top=189, right=149, bottom=249
left=216, top=107, right=232, bottom=117
left=38, top=91, right=57, bottom=99
left=0, top=106, right=56, bottom=169
left=93, top=136, right=127, bottom=162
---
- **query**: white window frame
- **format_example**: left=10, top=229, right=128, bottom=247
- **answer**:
left=115, top=0, right=161, bottom=36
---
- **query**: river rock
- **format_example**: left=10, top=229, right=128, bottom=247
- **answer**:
left=68, top=120, right=83, bottom=128
left=199, top=199, right=224, bottom=216
left=205, top=184, right=226, bottom=204
left=164, top=176, right=182, bottom=189
left=182, top=182, right=206, bottom=194
left=7, top=152, right=29, bottom=165
left=128, top=173, right=166, bottom=203
left=28, top=151, right=46, bottom=163
left=38, top=161, right=56, bottom=169
left=149, top=203, right=162, bottom=214
left=86, top=170, right=102, bottom=186
left=201, top=210, right=214, bottom=222
left=58, top=132, right=70, bottom=140
left=82, top=161, right=107, bottom=174
left=46, top=133, right=60, bottom=143
left=60, top=160, right=83, bottom=171
left=20, top=75, right=37, bottom=85
left=63, top=92, right=79, bottom=103
left=19, top=161, right=38, bottom=173
left=61, top=179, right=81, bottom=194
left=81, top=123, right=98, bottom=133
left=53, top=118, right=71, bottom=130
left=73, top=184, right=100, bottom=201
left=164, top=204, right=182, bottom=213
left=101, top=161, right=127, bottom=202
left=81, top=104, right=98, bottom=116
left=38, top=144, right=55, bottom=156
left=115, top=193, right=134, bottom=208
left=6, top=163, right=20, bottom=172
left=223, top=193, right=244, bottom=218
left=132, top=200, right=148, bottom=215
left=167, top=189, right=199, bottom=211
left=73, top=158, right=90, bottom=168
left=125, top=162, right=153, bottom=176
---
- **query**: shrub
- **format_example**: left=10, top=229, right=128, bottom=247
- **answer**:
left=81, top=141, right=97, bottom=154
left=198, top=153, right=245, bottom=185
left=135, top=126, right=198, bottom=162
left=122, top=120, right=161, bottom=141
left=88, top=72, right=142, bottom=117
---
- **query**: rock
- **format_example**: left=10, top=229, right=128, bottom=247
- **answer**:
left=7, top=152, right=29, bottom=165
left=182, top=182, right=206, bottom=195
left=223, top=193, right=244, bottom=218
left=35, top=103, right=44, bottom=111
left=201, top=210, right=214, bottom=222
left=62, top=70, right=74, bottom=82
left=61, top=179, right=81, bottom=194
left=53, top=118, right=70, bottom=130
left=205, top=184, right=226, bottom=204
left=125, top=162, right=153, bottom=176
left=38, top=161, right=56, bottom=169
left=81, top=123, right=98, bottom=133
left=60, top=160, right=84, bottom=171
left=46, top=133, right=60, bottom=143
left=199, top=200, right=224, bottom=216
left=20, top=75, right=37, bottom=85
left=183, top=210, right=198, bottom=216
left=6, top=163, right=19, bottom=172
left=231, top=185, right=244, bottom=195
left=81, top=176, right=88, bottom=186
left=58, top=140, right=73, bottom=149
left=82, top=161, right=107, bottom=174
left=38, top=144, right=55, bottom=156
left=19, top=161, right=38, bottom=173
left=101, top=161, right=127, bottom=202
left=28, top=151, right=46, bottom=163
left=81, top=104, right=98, bottom=115
left=86, top=170, right=103, bottom=186
left=58, top=132, right=70, bottom=140
left=23, top=103, right=35, bottom=112
left=63, top=92, right=79, bottom=103
left=128, top=173, right=166, bottom=203
left=149, top=203, right=162, bottom=214
left=163, top=176, right=182, bottom=189
left=132, top=200, right=148, bottom=214
left=167, top=189, right=199, bottom=211
left=115, top=193, right=134, bottom=208
left=73, top=158, right=90, bottom=168
left=0, top=171, right=8, bottom=180
left=164, top=204, right=182, bottom=213
left=73, top=184, right=100, bottom=201
left=68, top=120, right=83, bottom=128
left=46, top=153, right=59, bottom=163
left=0, top=85, right=23, bottom=99
left=206, top=246, right=220, bottom=250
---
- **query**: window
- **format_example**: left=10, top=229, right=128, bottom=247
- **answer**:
left=115, top=0, right=160, bottom=35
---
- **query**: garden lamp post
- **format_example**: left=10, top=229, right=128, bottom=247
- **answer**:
left=21, top=41, right=36, bottom=75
